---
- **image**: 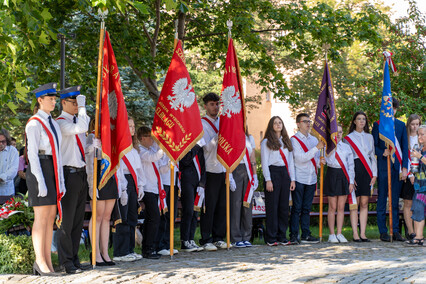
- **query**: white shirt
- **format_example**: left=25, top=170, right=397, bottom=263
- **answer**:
left=56, top=109, right=90, bottom=168
left=325, top=141, right=355, bottom=184
left=291, top=131, right=320, bottom=185
left=240, top=135, right=256, bottom=164
left=25, top=109, right=65, bottom=194
left=139, top=144, right=164, bottom=194
left=345, top=131, right=378, bottom=177
left=158, top=155, right=179, bottom=186
left=202, top=115, right=225, bottom=174
left=409, top=135, right=419, bottom=150
left=0, top=146, right=19, bottom=195
left=117, top=147, right=145, bottom=194
left=261, top=137, right=295, bottom=182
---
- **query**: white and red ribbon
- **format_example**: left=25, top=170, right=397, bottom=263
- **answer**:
left=193, top=156, right=205, bottom=211
left=152, top=162, right=168, bottom=214
left=242, top=149, right=255, bottom=208
left=383, top=51, right=397, bottom=73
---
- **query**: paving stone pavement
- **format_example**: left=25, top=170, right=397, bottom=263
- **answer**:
left=0, top=240, right=424, bottom=284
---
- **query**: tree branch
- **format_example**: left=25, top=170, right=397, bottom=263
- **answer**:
left=183, top=28, right=287, bottom=41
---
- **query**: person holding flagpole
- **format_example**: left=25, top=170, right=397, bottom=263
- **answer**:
left=261, top=116, right=295, bottom=246
left=56, top=86, right=90, bottom=274
left=321, top=125, right=355, bottom=243
left=26, top=83, right=65, bottom=276
left=344, top=111, right=377, bottom=242
left=137, top=126, right=166, bottom=259
left=112, top=117, right=144, bottom=262
left=290, top=113, right=324, bottom=244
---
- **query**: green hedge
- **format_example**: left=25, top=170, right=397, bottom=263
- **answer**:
left=0, top=234, right=35, bottom=274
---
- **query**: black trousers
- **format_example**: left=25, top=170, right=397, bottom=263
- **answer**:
left=264, top=165, right=290, bottom=243
left=155, top=184, right=178, bottom=251
left=200, top=172, right=226, bottom=245
left=180, top=168, right=199, bottom=242
left=113, top=175, right=139, bottom=257
left=142, top=192, right=160, bottom=254
left=58, top=168, right=88, bottom=268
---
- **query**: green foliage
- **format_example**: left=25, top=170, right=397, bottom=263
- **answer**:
left=0, top=234, right=35, bottom=274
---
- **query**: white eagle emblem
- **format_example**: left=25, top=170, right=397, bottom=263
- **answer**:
left=221, top=86, right=242, bottom=118
left=108, top=90, right=118, bottom=130
left=167, top=78, right=195, bottom=112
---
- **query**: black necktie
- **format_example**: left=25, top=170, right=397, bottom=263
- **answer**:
left=48, top=116, right=59, bottom=147
left=73, top=116, right=76, bottom=124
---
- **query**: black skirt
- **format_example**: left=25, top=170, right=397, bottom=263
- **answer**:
left=27, top=158, right=57, bottom=207
left=97, top=163, right=119, bottom=200
left=354, top=159, right=372, bottom=197
left=324, top=167, right=349, bottom=197
left=400, top=180, right=415, bottom=200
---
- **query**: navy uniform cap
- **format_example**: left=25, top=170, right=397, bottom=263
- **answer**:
left=33, top=83, right=58, bottom=98
left=59, top=85, right=81, bottom=100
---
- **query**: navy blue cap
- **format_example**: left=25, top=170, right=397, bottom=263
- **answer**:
left=33, top=83, right=58, bottom=98
left=59, top=85, right=81, bottom=99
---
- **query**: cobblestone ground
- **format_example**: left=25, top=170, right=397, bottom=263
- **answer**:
left=1, top=240, right=424, bottom=284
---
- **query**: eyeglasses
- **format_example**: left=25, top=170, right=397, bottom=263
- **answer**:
left=65, top=99, right=78, bottom=106
left=0, top=140, right=6, bottom=144
left=301, top=120, right=311, bottom=124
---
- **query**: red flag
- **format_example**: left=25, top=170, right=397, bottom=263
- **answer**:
left=99, top=31, right=132, bottom=189
left=152, top=40, right=204, bottom=163
left=217, top=38, right=246, bottom=171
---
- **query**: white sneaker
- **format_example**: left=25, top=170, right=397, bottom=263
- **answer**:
left=113, top=253, right=137, bottom=262
left=172, top=249, right=179, bottom=254
left=203, top=243, right=217, bottom=251
left=190, top=240, right=203, bottom=252
left=182, top=240, right=198, bottom=252
left=130, top=252, right=142, bottom=260
left=336, top=234, right=348, bottom=243
left=157, top=249, right=171, bottom=256
left=214, top=241, right=228, bottom=249
left=328, top=234, right=339, bottom=243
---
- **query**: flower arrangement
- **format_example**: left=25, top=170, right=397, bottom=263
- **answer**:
left=0, top=194, right=34, bottom=234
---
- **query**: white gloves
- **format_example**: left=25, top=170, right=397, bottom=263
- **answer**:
left=38, top=183, right=48, bottom=197
left=76, top=95, right=86, bottom=107
left=138, top=189, right=144, bottom=201
left=93, top=138, right=102, bottom=150
left=197, top=138, right=206, bottom=147
left=253, top=174, right=259, bottom=190
left=120, top=190, right=128, bottom=206
left=196, top=186, right=205, bottom=197
left=229, top=174, right=237, bottom=192
left=88, top=187, right=99, bottom=200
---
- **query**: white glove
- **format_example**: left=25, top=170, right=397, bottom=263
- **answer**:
left=229, top=174, right=237, bottom=192
left=38, top=182, right=48, bottom=197
left=76, top=95, right=86, bottom=107
left=197, top=138, right=206, bottom=147
left=138, top=189, right=144, bottom=201
left=253, top=174, right=259, bottom=190
left=196, top=186, right=204, bottom=197
left=88, top=187, right=99, bottom=200
left=93, top=138, right=102, bottom=150
left=120, top=190, right=128, bottom=206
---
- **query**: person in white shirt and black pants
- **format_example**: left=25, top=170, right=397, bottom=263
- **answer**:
left=26, top=83, right=65, bottom=276
left=290, top=113, right=324, bottom=244
left=321, top=125, right=355, bottom=243
left=56, top=86, right=90, bottom=274
left=137, top=126, right=165, bottom=259
left=261, top=116, right=296, bottom=246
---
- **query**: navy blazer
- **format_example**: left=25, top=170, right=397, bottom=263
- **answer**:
left=372, top=118, right=409, bottom=172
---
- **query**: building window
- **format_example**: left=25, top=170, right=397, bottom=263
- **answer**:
left=266, top=92, right=270, bottom=102
left=260, top=131, right=263, bottom=144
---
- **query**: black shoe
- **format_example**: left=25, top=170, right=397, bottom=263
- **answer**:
left=101, top=254, right=116, bottom=266
left=75, top=263, right=92, bottom=270
left=289, top=237, right=299, bottom=245
left=380, top=233, right=391, bottom=242
left=33, top=262, right=54, bottom=276
left=408, top=233, right=416, bottom=241
left=360, top=238, right=371, bottom=242
left=278, top=239, right=290, bottom=246
left=143, top=252, right=161, bottom=259
left=64, top=265, right=82, bottom=274
left=301, top=235, right=320, bottom=244
left=353, top=238, right=362, bottom=242
left=393, top=232, right=405, bottom=242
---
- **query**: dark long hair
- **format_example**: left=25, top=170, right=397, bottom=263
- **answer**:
left=264, top=116, right=293, bottom=151
left=348, top=111, right=370, bottom=134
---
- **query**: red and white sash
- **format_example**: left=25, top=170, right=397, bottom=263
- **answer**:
left=28, top=117, right=64, bottom=227
left=292, top=135, right=317, bottom=175
left=243, top=149, right=255, bottom=207
left=122, top=155, right=138, bottom=196
left=152, top=162, right=168, bottom=214
left=334, top=150, right=357, bottom=210
left=193, top=155, right=205, bottom=211
left=56, top=117, right=85, bottom=162
left=344, top=135, right=373, bottom=179
left=202, top=117, right=218, bottom=133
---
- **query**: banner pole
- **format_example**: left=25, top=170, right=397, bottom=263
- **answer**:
left=226, top=170, right=230, bottom=249
left=319, top=149, right=324, bottom=242
left=92, top=9, right=107, bottom=269
left=169, top=163, right=175, bottom=258
left=387, top=152, right=393, bottom=242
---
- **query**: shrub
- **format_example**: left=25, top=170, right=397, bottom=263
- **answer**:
left=0, top=234, right=35, bottom=274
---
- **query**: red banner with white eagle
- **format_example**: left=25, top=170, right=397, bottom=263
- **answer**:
left=151, top=40, right=204, bottom=163
left=217, top=38, right=246, bottom=172
left=99, top=31, right=132, bottom=189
